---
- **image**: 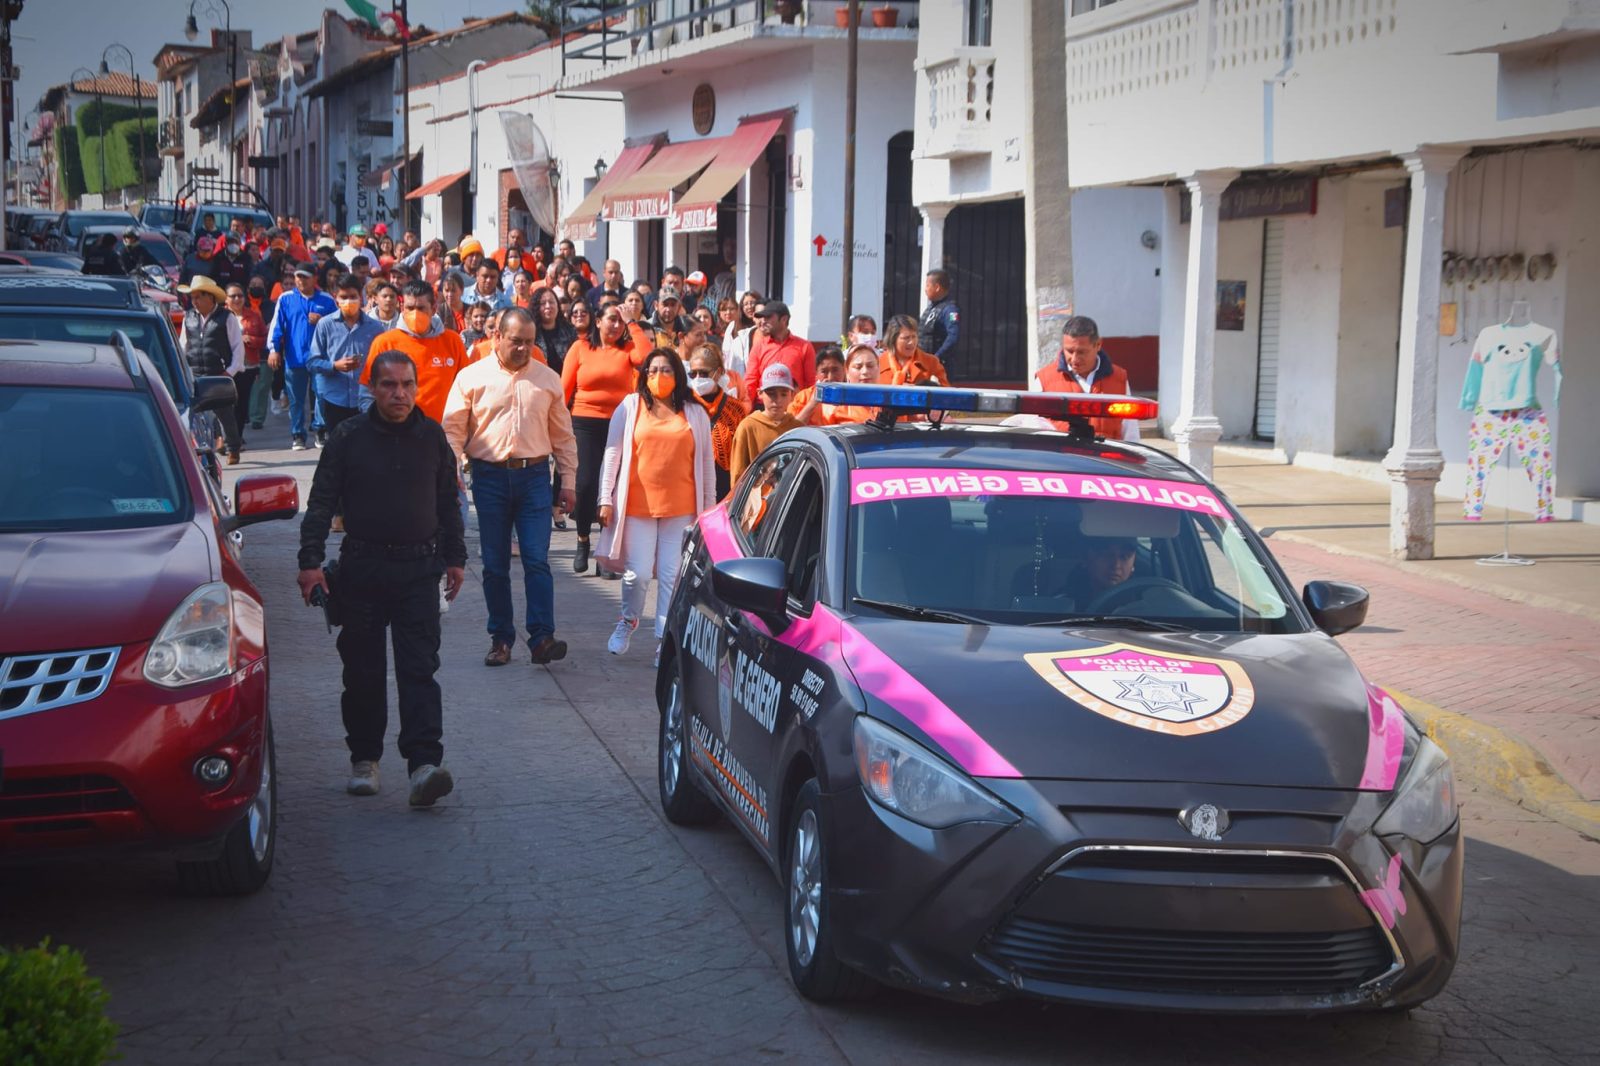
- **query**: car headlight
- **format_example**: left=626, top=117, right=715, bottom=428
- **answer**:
left=1374, top=724, right=1457, bottom=844
left=852, top=715, right=1018, bottom=829
left=143, top=582, right=235, bottom=688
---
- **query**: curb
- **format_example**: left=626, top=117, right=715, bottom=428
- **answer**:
left=1388, top=688, right=1600, bottom=839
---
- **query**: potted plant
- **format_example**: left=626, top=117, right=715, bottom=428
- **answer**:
left=835, top=5, right=861, bottom=27
left=871, top=3, right=898, bottom=28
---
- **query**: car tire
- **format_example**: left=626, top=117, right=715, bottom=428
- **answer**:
left=784, top=780, right=876, bottom=1001
left=658, top=665, right=718, bottom=826
left=177, top=715, right=276, bottom=896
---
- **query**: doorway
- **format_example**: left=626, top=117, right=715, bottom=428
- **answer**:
left=943, top=198, right=1027, bottom=383
left=881, top=131, right=920, bottom=326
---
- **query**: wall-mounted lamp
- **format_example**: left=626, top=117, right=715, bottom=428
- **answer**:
left=594, top=157, right=608, bottom=180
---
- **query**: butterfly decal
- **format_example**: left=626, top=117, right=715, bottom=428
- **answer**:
left=1360, top=853, right=1408, bottom=929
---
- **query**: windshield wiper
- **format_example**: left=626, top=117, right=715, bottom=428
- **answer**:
left=1024, top=614, right=1190, bottom=632
left=852, top=597, right=991, bottom=627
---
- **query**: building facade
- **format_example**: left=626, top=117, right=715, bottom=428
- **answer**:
left=1063, top=0, right=1600, bottom=553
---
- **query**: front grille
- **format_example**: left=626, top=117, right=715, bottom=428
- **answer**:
left=0, top=774, right=136, bottom=821
left=0, top=647, right=120, bottom=719
left=986, top=917, right=1393, bottom=995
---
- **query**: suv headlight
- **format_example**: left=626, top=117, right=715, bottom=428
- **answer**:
left=143, top=582, right=235, bottom=688
left=1374, top=724, right=1457, bottom=844
left=853, top=716, right=1018, bottom=829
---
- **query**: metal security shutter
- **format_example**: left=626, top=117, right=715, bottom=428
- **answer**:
left=1253, top=218, right=1284, bottom=441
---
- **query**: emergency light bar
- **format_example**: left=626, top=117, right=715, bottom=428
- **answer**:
left=815, top=383, right=1158, bottom=435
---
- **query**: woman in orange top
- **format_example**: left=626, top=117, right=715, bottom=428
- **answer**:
left=562, top=306, right=645, bottom=573
left=595, top=347, right=715, bottom=663
left=685, top=343, right=748, bottom=501
left=877, top=313, right=950, bottom=386
left=790, top=344, right=857, bottom=426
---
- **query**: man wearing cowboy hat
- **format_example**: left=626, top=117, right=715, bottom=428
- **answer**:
left=179, top=275, right=246, bottom=464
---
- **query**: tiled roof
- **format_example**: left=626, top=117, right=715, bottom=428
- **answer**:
left=68, top=73, right=158, bottom=99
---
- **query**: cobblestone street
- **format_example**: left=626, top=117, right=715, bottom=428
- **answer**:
left=0, top=433, right=1597, bottom=1065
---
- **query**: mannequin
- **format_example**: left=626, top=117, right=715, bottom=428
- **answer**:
left=1459, top=298, right=1563, bottom=522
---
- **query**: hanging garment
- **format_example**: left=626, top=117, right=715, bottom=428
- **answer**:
left=1460, top=322, right=1562, bottom=412
left=1463, top=405, right=1554, bottom=522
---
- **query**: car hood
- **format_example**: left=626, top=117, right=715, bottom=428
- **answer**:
left=0, top=523, right=214, bottom=653
left=847, top=617, right=1380, bottom=791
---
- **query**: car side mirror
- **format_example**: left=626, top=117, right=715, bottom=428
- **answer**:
left=228, top=473, right=300, bottom=531
left=1303, top=580, right=1369, bottom=636
left=712, top=557, right=790, bottom=632
left=192, top=374, right=237, bottom=415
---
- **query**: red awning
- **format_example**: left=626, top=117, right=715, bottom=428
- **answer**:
left=601, top=138, right=727, bottom=222
left=669, top=117, right=784, bottom=232
left=559, top=143, right=658, bottom=241
left=406, top=169, right=469, bottom=200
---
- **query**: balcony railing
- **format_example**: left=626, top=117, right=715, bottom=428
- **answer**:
left=158, top=115, right=184, bottom=157
left=920, top=47, right=994, bottom=159
left=558, top=1, right=918, bottom=74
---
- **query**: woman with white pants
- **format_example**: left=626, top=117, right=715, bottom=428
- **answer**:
left=596, top=346, right=716, bottom=665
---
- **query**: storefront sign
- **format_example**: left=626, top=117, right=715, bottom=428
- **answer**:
left=608, top=193, right=672, bottom=221
left=561, top=218, right=599, bottom=242
left=1181, top=176, right=1318, bottom=223
left=692, top=84, right=716, bottom=136
left=356, top=118, right=394, bottom=137
left=670, top=202, right=718, bottom=232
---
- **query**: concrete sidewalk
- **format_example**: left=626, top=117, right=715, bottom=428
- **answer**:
left=1153, top=443, right=1600, bottom=820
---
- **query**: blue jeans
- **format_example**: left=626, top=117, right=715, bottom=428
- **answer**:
left=471, top=460, right=555, bottom=647
left=284, top=364, right=322, bottom=440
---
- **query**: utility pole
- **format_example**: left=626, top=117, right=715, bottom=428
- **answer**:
left=1022, top=0, right=1073, bottom=377
left=840, top=0, right=859, bottom=335
left=0, top=0, right=16, bottom=249
left=398, top=0, right=410, bottom=231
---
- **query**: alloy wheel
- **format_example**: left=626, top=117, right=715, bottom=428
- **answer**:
left=789, top=809, right=822, bottom=967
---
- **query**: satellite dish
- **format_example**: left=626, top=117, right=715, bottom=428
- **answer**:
left=500, top=113, right=559, bottom=238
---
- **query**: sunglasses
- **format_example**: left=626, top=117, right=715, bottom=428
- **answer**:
left=687, top=369, right=716, bottom=379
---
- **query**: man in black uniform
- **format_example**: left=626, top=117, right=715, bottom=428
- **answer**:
left=918, top=268, right=961, bottom=367
left=176, top=275, right=245, bottom=464
left=297, top=351, right=468, bottom=808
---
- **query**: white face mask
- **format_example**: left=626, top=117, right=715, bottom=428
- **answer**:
left=850, top=332, right=877, bottom=348
left=691, top=376, right=719, bottom=397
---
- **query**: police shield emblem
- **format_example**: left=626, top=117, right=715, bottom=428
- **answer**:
left=1024, top=643, right=1256, bottom=736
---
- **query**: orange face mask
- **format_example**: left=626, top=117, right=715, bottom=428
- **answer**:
left=402, top=309, right=431, bottom=335
left=648, top=372, right=676, bottom=400
left=337, top=297, right=361, bottom=316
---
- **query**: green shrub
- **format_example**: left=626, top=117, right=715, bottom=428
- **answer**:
left=54, top=125, right=87, bottom=201
left=0, top=940, right=118, bottom=1065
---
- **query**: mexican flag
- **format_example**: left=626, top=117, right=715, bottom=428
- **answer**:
left=343, top=0, right=408, bottom=39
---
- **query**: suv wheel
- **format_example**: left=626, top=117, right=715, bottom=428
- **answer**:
left=177, top=714, right=276, bottom=895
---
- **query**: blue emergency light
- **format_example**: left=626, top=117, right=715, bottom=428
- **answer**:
left=816, top=383, right=1158, bottom=429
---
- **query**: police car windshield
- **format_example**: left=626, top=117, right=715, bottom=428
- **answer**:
left=0, top=385, right=187, bottom=532
left=0, top=316, right=182, bottom=402
left=848, top=469, right=1304, bottom=634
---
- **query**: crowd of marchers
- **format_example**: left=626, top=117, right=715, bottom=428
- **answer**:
left=170, top=218, right=1139, bottom=809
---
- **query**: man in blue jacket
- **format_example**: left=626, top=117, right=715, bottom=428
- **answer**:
left=307, top=273, right=384, bottom=436
left=269, top=263, right=337, bottom=450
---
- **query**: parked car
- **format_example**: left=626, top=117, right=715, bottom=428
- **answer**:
left=171, top=204, right=275, bottom=257
left=137, top=202, right=178, bottom=237
left=5, top=206, right=54, bottom=247
left=0, top=249, right=84, bottom=271
left=50, top=209, right=138, bottom=252
left=25, top=214, right=58, bottom=249
left=0, top=336, right=298, bottom=893
left=0, top=268, right=224, bottom=485
left=654, top=383, right=1463, bottom=1013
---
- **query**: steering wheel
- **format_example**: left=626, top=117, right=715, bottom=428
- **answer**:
left=1083, top=576, right=1186, bottom=615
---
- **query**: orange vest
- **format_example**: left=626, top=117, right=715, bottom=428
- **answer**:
left=1034, top=357, right=1132, bottom=437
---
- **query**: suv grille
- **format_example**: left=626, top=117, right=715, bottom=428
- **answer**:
left=987, top=918, right=1393, bottom=995
left=0, top=648, right=119, bottom=719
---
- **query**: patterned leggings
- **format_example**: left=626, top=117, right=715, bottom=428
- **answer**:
left=1464, top=405, right=1554, bottom=521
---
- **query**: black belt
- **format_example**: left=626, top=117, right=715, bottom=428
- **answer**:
left=342, top=537, right=438, bottom=560
left=473, top=455, right=548, bottom=469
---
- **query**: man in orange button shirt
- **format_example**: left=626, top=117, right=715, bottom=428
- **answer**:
left=441, top=307, right=578, bottom=669
left=1033, top=314, right=1139, bottom=440
left=362, top=281, right=468, bottom=425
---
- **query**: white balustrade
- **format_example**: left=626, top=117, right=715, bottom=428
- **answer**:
left=921, top=48, right=996, bottom=159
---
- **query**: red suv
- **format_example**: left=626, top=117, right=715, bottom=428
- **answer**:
left=0, top=335, right=297, bottom=893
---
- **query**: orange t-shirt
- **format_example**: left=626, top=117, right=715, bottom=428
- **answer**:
left=789, top=385, right=870, bottom=426
left=879, top=348, right=949, bottom=387
left=562, top=338, right=645, bottom=420
left=361, top=327, right=469, bottom=424
left=626, top=409, right=698, bottom=518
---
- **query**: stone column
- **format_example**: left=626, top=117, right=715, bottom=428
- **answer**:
left=1023, top=0, right=1073, bottom=379
left=1383, top=148, right=1463, bottom=560
left=1171, top=169, right=1238, bottom=477
left=919, top=203, right=951, bottom=304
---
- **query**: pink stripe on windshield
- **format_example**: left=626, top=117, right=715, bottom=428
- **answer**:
left=1359, top=683, right=1406, bottom=791
left=694, top=506, right=1020, bottom=778
left=849, top=468, right=1228, bottom=517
